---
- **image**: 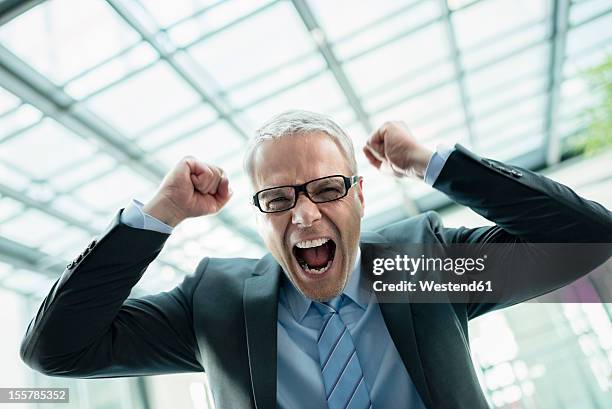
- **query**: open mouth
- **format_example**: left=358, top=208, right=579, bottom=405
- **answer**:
left=292, top=237, right=337, bottom=275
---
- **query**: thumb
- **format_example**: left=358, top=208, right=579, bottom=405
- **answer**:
left=214, top=175, right=232, bottom=204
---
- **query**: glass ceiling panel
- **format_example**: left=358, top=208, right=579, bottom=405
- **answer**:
left=64, top=43, right=159, bottom=100
left=136, top=104, right=219, bottom=151
left=222, top=208, right=259, bottom=238
left=211, top=148, right=249, bottom=180
left=332, top=0, right=441, bottom=61
left=0, top=161, right=30, bottom=191
left=71, top=166, right=156, bottom=212
left=481, top=130, right=544, bottom=161
left=343, top=23, right=449, bottom=96
left=224, top=198, right=254, bottom=222
left=473, top=94, right=546, bottom=140
left=0, top=208, right=66, bottom=248
left=0, top=261, right=11, bottom=282
left=187, top=1, right=316, bottom=89
left=24, top=182, right=56, bottom=204
left=478, top=117, right=544, bottom=153
left=150, top=121, right=245, bottom=168
left=0, top=196, right=24, bottom=224
left=451, top=0, right=550, bottom=50
left=167, top=0, right=274, bottom=47
left=460, top=21, right=549, bottom=70
left=363, top=185, right=409, bottom=218
left=49, top=153, right=117, bottom=193
left=559, top=79, right=596, bottom=120
left=85, top=61, right=202, bottom=137
left=309, top=0, right=420, bottom=43
left=39, top=225, right=91, bottom=258
left=371, top=83, right=462, bottom=136
left=241, top=72, right=348, bottom=124
left=411, top=106, right=466, bottom=141
left=0, top=104, right=42, bottom=141
left=557, top=114, right=584, bottom=141
left=0, top=118, right=96, bottom=180
left=569, top=0, right=612, bottom=26
left=564, top=41, right=612, bottom=80
left=328, top=106, right=358, bottom=130
left=2, top=270, right=53, bottom=295
left=0, top=0, right=140, bottom=84
left=470, top=73, right=547, bottom=118
left=50, top=195, right=98, bottom=226
left=165, top=217, right=215, bottom=246
left=465, top=43, right=549, bottom=99
left=363, top=61, right=455, bottom=114
left=565, top=12, right=612, bottom=57
left=134, top=0, right=219, bottom=28
left=0, top=87, right=20, bottom=113
left=227, top=53, right=327, bottom=108
left=426, top=126, right=471, bottom=152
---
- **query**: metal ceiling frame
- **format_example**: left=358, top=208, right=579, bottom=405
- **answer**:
left=290, top=0, right=372, bottom=133
left=105, top=0, right=252, bottom=140
left=0, top=179, right=189, bottom=279
left=438, top=0, right=475, bottom=145
left=0, top=44, right=262, bottom=246
left=544, top=0, right=570, bottom=166
left=1, top=0, right=611, bottom=296
left=0, top=0, right=44, bottom=26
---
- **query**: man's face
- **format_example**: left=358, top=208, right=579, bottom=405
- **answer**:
left=252, top=132, right=364, bottom=301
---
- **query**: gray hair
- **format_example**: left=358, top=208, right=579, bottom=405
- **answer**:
left=244, top=110, right=358, bottom=183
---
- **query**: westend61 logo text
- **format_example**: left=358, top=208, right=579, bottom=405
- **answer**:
left=372, top=254, right=487, bottom=276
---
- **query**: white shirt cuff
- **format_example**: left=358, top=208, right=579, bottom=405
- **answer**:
left=424, top=144, right=454, bottom=186
left=121, top=199, right=174, bottom=234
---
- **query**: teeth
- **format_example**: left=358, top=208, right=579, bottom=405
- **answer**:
left=295, top=237, right=330, bottom=249
left=302, top=260, right=332, bottom=275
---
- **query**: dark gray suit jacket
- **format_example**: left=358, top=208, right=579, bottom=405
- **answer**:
left=21, top=145, right=612, bottom=409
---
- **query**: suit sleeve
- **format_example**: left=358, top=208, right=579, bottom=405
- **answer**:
left=20, top=211, right=205, bottom=378
left=429, top=145, right=612, bottom=318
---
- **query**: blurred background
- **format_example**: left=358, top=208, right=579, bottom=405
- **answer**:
left=0, top=0, right=611, bottom=408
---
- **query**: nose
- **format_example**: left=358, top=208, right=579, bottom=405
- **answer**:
left=291, top=193, right=321, bottom=227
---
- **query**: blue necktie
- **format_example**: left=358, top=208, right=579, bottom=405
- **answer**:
left=315, top=296, right=372, bottom=409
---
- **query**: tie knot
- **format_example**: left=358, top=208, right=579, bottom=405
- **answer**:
left=314, top=295, right=343, bottom=315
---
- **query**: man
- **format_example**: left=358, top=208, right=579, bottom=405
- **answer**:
left=21, top=110, right=611, bottom=409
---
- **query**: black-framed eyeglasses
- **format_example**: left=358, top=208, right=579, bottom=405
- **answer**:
left=252, top=175, right=360, bottom=213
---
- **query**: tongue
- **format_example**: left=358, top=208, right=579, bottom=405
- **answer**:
left=300, top=245, right=331, bottom=269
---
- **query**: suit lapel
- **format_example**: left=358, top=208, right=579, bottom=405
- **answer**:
left=378, top=302, right=434, bottom=409
left=243, top=254, right=281, bottom=409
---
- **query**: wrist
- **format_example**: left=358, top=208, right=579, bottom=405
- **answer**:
left=411, top=147, right=434, bottom=180
left=143, top=196, right=184, bottom=227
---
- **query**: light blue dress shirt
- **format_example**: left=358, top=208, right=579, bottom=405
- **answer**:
left=121, top=147, right=452, bottom=408
left=276, top=252, right=426, bottom=409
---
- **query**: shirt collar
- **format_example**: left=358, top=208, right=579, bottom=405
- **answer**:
left=282, top=247, right=369, bottom=323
